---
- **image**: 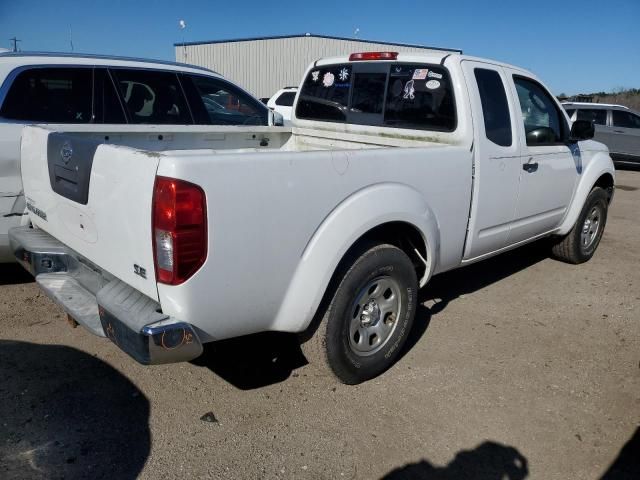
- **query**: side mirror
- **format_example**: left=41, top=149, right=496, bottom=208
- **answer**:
left=569, top=120, right=594, bottom=142
left=526, top=126, right=557, bottom=145
left=269, top=110, right=284, bottom=126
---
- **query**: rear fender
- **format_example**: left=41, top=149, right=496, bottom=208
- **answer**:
left=270, top=183, right=439, bottom=333
left=557, top=149, right=615, bottom=236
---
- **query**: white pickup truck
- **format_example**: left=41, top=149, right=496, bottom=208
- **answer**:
left=10, top=51, right=615, bottom=384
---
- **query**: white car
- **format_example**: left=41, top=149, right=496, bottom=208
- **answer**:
left=0, top=52, right=282, bottom=261
left=266, top=87, right=297, bottom=122
left=11, top=51, right=614, bottom=384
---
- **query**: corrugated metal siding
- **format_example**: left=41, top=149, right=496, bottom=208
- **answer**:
left=175, top=37, right=455, bottom=98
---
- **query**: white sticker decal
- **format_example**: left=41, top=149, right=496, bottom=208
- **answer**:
left=412, top=69, right=428, bottom=80
left=338, top=67, right=350, bottom=81
left=323, top=72, right=335, bottom=87
left=426, top=79, right=441, bottom=90
left=427, top=71, right=443, bottom=80
left=311, top=71, right=320, bottom=82
left=403, top=80, right=415, bottom=100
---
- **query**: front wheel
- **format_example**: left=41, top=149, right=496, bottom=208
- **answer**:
left=300, top=243, right=418, bottom=384
left=552, top=186, right=609, bottom=264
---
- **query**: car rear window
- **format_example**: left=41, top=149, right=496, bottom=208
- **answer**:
left=0, top=67, right=93, bottom=123
left=296, top=63, right=456, bottom=131
left=275, top=91, right=296, bottom=107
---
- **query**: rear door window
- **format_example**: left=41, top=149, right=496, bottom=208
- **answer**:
left=184, top=75, right=268, bottom=125
left=0, top=67, right=92, bottom=123
left=93, top=68, right=126, bottom=124
left=110, top=69, right=192, bottom=124
left=473, top=68, right=512, bottom=147
left=296, top=62, right=456, bottom=131
left=612, top=110, right=640, bottom=129
left=575, top=108, right=607, bottom=125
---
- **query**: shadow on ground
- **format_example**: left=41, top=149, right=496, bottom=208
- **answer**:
left=398, top=241, right=551, bottom=362
left=382, top=441, right=529, bottom=480
left=0, top=341, right=150, bottom=479
left=191, top=332, right=308, bottom=390
left=600, top=427, right=640, bottom=479
left=0, top=263, right=34, bottom=286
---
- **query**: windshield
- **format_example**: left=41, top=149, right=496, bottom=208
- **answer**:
left=296, top=62, right=456, bottom=131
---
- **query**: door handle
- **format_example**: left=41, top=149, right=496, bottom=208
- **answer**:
left=523, top=160, right=538, bottom=173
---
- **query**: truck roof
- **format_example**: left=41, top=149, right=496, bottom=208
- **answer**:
left=314, top=52, right=535, bottom=77
left=0, top=51, right=218, bottom=76
left=561, top=101, right=630, bottom=110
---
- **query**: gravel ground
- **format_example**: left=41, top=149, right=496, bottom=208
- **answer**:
left=1, top=170, right=638, bottom=480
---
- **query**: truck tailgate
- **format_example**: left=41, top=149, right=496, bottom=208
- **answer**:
left=20, top=126, right=160, bottom=301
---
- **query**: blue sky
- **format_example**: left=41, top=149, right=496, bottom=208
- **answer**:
left=1, top=0, right=638, bottom=95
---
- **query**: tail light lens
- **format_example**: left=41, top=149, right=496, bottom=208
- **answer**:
left=152, top=176, right=207, bottom=285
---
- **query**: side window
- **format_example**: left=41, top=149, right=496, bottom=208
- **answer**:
left=473, top=68, right=512, bottom=147
left=186, top=75, right=267, bottom=126
left=110, top=69, right=192, bottom=124
left=513, top=76, right=565, bottom=145
left=0, top=67, right=92, bottom=123
left=612, top=110, right=640, bottom=129
left=575, top=109, right=607, bottom=125
left=275, top=91, right=296, bottom=107
left=93, top=69, right=126, bottom=124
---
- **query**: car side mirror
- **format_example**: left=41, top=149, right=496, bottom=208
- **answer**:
left=569, top=120, right=594, bottom=142
left=269, top=110, right=284, bottom=126
left=526, top=126, right=557, bottom=145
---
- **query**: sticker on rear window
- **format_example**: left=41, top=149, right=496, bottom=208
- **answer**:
left=323, top=72, right=335, bottom=87
left=403, top=80, right=416, bottom=100
left=427, top=71, right=443, bottom=80
left=426, top=80, right=441, bottom=90
left=412, top=69, right=428, bottom=80
left=311, top=71, right=320, bottom=82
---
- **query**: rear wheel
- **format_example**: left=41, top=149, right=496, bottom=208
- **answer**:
left=552, top=187, right=608, bottom=264
left=300, top=243, right=418, bottom=384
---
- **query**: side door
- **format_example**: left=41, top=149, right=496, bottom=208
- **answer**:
left=506, top=73, right=578, bottom=244
left=609, top=109, right=640, bottom=160
left=461, top=61, right=522, bottom=259
left=574, top=107, right=613, bottom=153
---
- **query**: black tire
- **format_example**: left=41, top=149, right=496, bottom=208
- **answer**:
left=300, top=243, right=418, bottom=384
left=552, top=187, right=608, bottom=264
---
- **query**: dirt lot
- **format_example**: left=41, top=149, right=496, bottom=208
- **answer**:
left=1, top=170, right=639, bottom=480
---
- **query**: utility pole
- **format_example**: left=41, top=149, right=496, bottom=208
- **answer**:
left=9, top=37, right=21, bottom=52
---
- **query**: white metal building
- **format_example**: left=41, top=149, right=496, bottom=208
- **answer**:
left=174, top=34, right=461, bottom=99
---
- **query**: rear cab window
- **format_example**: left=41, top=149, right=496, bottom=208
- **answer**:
left=275, top=91, right=296, bottom=107
left=296, top=62, right=456, bottom=131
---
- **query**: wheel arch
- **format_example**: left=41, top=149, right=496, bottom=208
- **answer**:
left=557, top=152, right=615, bottom=236
left=270, top=183, right=439, bottom=333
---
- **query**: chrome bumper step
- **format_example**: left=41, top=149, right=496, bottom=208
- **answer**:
left=9, top=225, right=203, bottom=365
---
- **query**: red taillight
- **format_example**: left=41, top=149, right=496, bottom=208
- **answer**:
left=349, top=51, right=398, bottom=61
left=152, top=176, right=207, bottom=285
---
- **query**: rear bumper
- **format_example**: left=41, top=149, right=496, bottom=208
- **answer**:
left=8, top=225, right=203, bottom=365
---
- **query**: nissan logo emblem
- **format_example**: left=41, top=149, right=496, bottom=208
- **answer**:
left=60, top=141, right=73, bottom=164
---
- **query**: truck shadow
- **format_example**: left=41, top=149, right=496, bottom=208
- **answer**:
left=0, top=340, right=150, bottom=480
left=399, top=241, right=551, bottom=361
left=599, top=427, right=640, bottom=479
left=381, top=440, right=528, bottom=480
left=0, top=263, right=34, bottom=286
